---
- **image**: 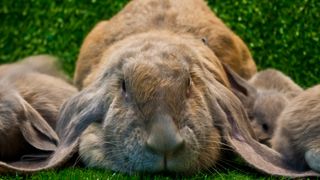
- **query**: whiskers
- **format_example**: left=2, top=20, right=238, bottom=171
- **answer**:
left=194, top=136, right=249, bottom=177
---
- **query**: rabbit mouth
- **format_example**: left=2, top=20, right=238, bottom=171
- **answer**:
left=79, top=124, right=207, bottom=174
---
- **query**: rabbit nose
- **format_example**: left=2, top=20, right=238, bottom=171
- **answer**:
left=146, top=114, right=184, bottom=155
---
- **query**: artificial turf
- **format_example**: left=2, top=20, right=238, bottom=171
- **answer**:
left=0, top=0, right=319, bottom=179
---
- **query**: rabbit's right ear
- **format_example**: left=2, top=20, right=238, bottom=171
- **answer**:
left=55, top=81, right=108, bottom=142
left=222, top=64, right=257, bottom=108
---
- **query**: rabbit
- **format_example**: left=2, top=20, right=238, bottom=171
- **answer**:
left=0, top=55, right=77, bottom=161
left=248, top=90, right=289, bottom=145
left=71, top=0, right=257, bottom=172
left=271, top=85, right=320, bottom=172
left=225, top=68, right=302, bottom=145
left=1, top=0, right=319, bottom=178
left=74, top=0, right=257, bottom=89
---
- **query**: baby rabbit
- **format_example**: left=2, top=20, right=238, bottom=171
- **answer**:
left=0, top=55, right=77, bottom=161
left=248, top=69, right=303, bottom=144
left=271, top=85, right=320, bottom=172
left=227, top=68, right=302, bottom=145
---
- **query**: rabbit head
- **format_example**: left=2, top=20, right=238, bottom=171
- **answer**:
left=249, top=90, right=288, bottom=145
left=56, top=31, right=255, bottom=174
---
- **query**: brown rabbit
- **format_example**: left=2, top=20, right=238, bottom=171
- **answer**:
left=271, top=85, right=320, bottom=172
left=61, top=31, right=252, bottom=173
left=1, top=1, right=319, bottom=178
left=0, top=55, right=77, bottom=161
left=225, top=68, right=302, bottom=145
left=71, top=0, right=257, bottom=171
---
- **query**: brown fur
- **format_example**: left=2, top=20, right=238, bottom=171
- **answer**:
left=271, top=85, right=320, bottom=172
left=1, top=1, right=318, bottom=177
left=0, top=55, right=77, bottom=161
left=74, top=0, right=256, bottom=89
left=71, top=31, right=240, bottom=173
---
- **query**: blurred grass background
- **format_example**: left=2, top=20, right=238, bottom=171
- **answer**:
left=0, top=0, right=319, bottom=179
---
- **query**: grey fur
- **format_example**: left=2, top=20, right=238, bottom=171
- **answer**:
left=0, top=1, right=319, bottom=177
left=248, top=69, right=303, bottom=145
left=227, top=68, right=302, bottom=145
left=271, top=85, right=320, bottom=172
left=249, top=69, right=303, bottom=99
left=0, top=55, right=77, bottom=161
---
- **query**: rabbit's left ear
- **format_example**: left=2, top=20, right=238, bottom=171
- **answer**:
left=213, top=78, right=320, bottom=177
left=17, top=96, right=59, bottom=151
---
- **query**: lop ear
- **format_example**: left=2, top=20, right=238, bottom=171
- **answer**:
left=55, top=83, right=107, bottom=142
left=222, top=64, right=257, bottom=109
left=214, top=85, right=320, bottom=177
left=17, top=96, right=59, bottom=151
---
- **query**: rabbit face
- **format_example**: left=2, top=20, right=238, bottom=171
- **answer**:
left=76, top=31, right=234, bottom=174
left=248, top=90, right=288, bottom=145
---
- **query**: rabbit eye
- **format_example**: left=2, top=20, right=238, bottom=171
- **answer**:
left=121, top=79, right=126, bottom=93
left=247, top=112, right=254, bottom=120
left=186, top=78, right=192, bottom=98
left=187, top=77, right=192, bottom=87
left=121, top=79, right=130, bottom=101
left=262, top=123, right=269, bottom=132
left=201, top=37, right=208, bottom=45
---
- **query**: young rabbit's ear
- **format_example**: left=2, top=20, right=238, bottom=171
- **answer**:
left=222, top=64, right=257, bottom=107
left=214, top=87, right=320, bottom=177
left=17, top=96, right=59, bottom=151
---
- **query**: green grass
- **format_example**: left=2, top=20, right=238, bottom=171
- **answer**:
left=0, top=0, right=319, bottom=179
left=1, top=167, right=283, bottom=180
